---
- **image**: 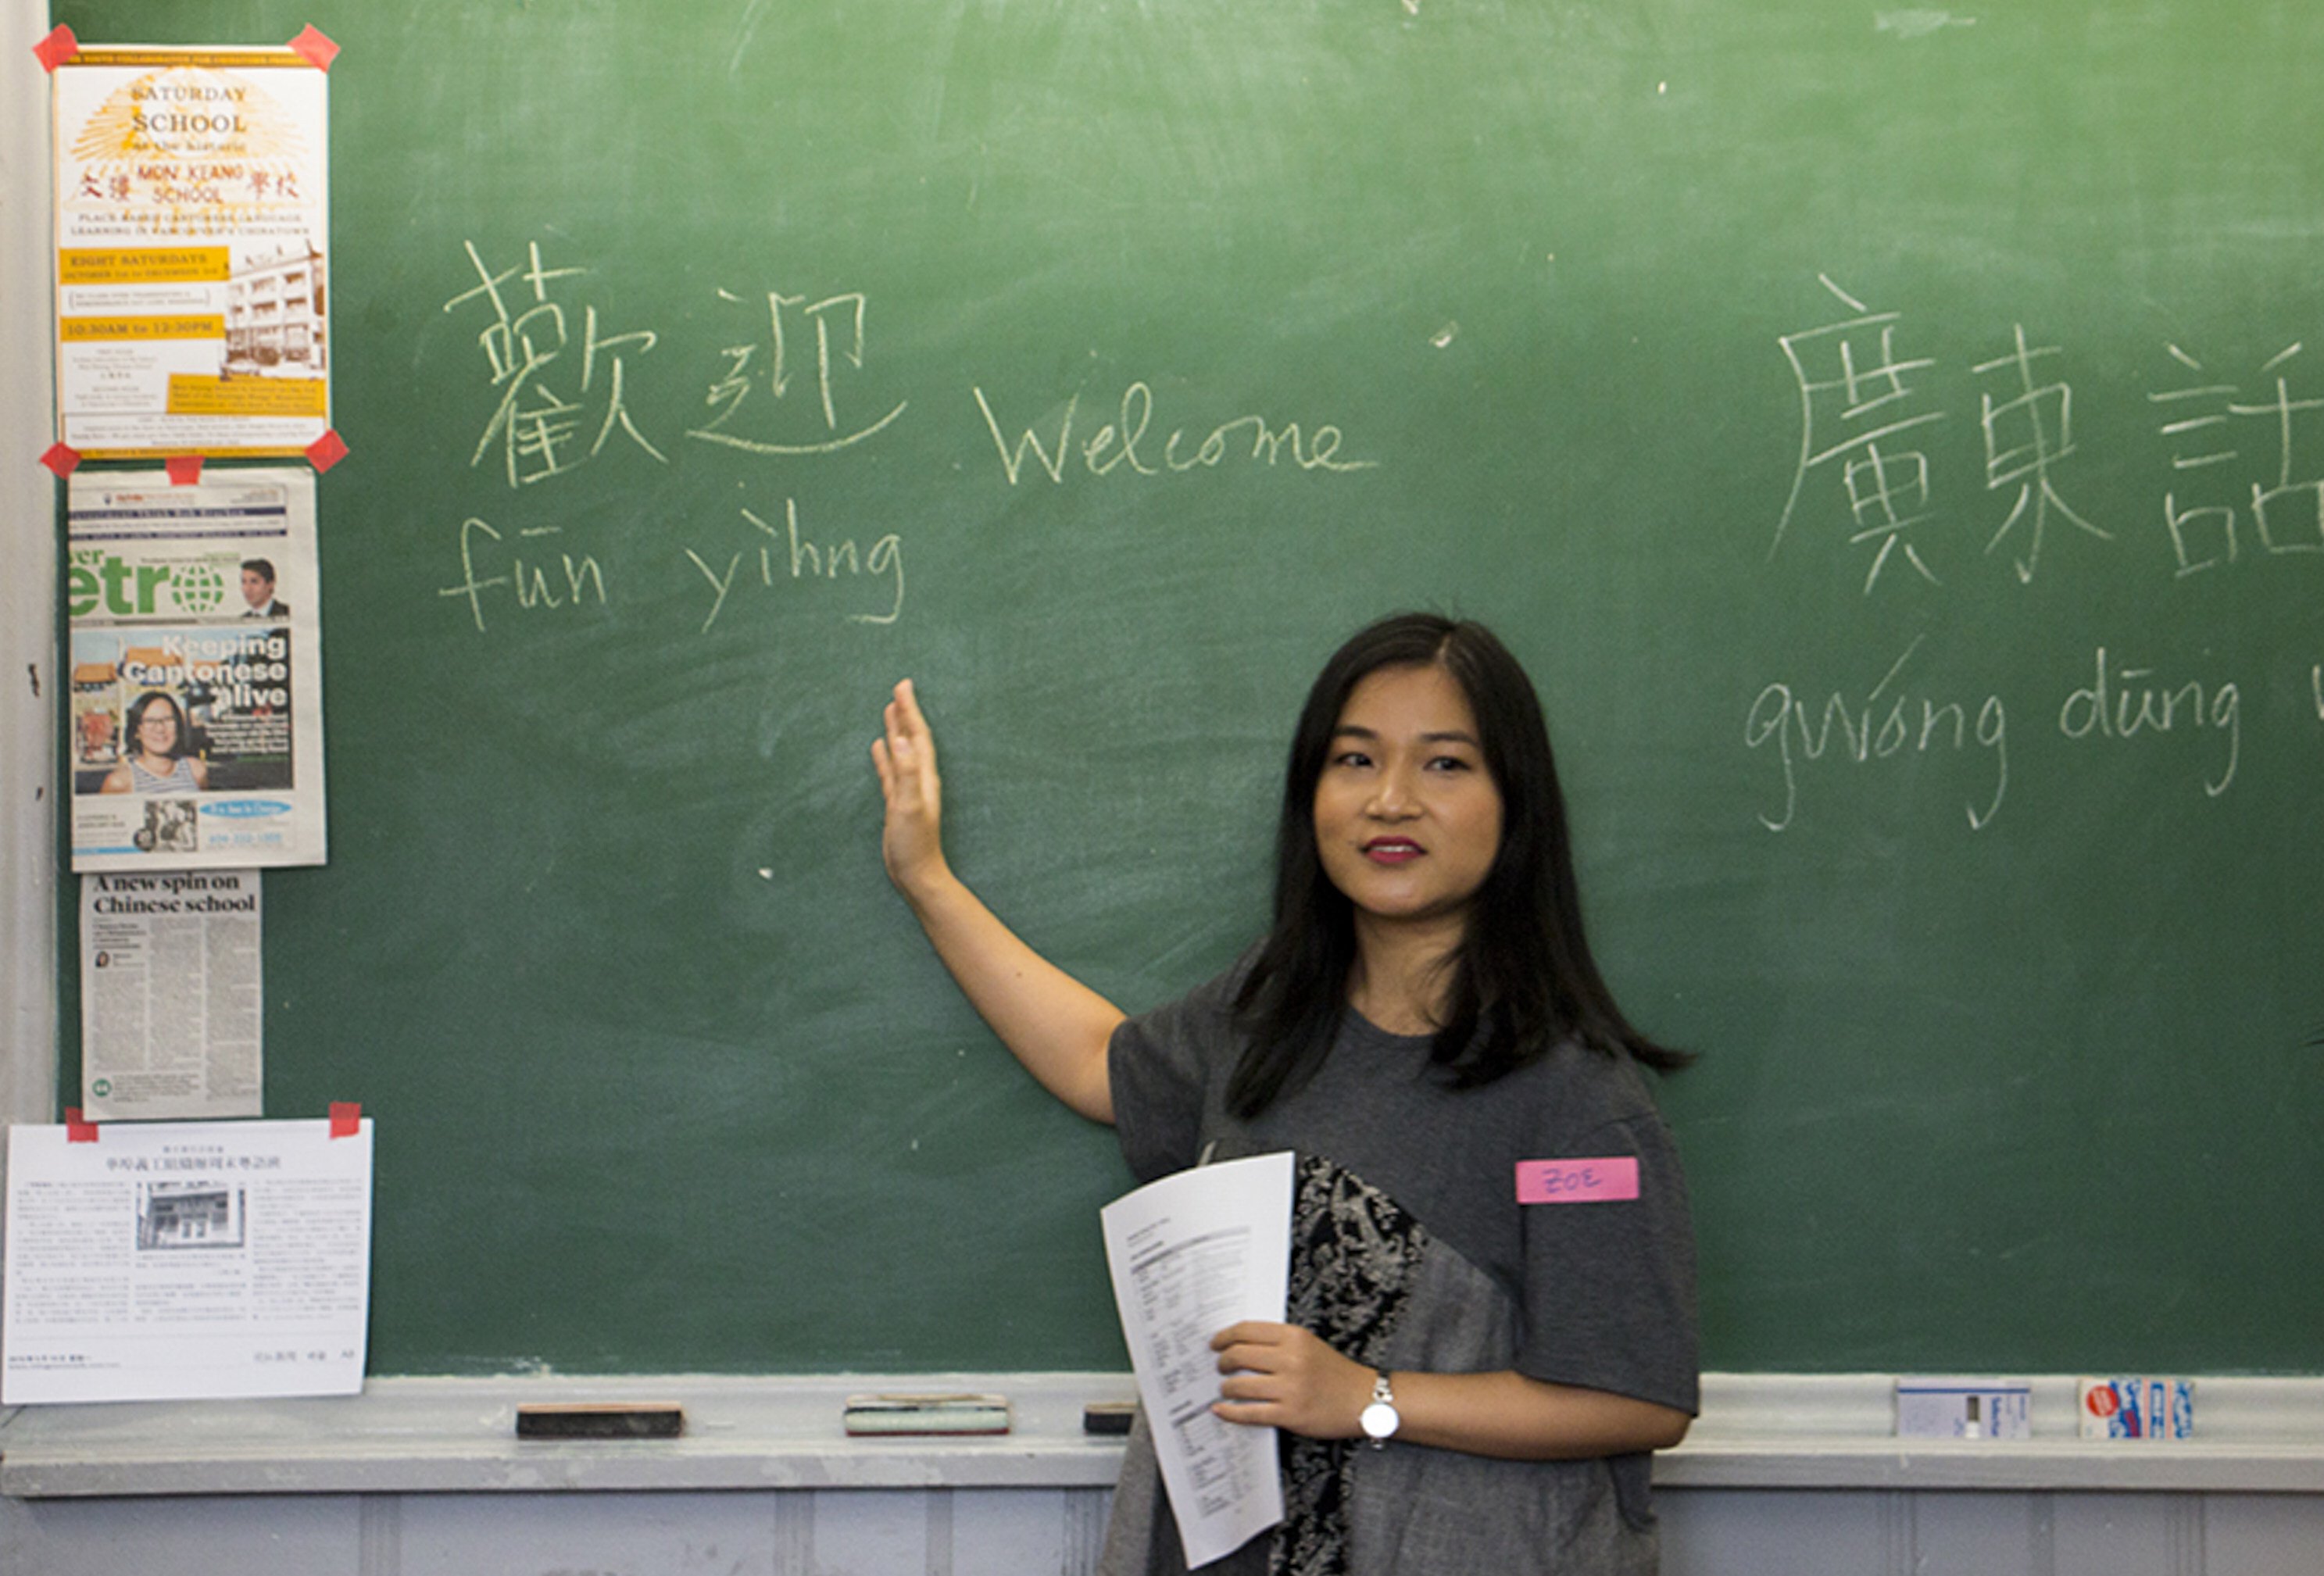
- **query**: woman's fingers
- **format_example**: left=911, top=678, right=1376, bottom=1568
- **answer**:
left=874, top=680, right=949, bottom=889
left=1207, top=1322, right=1369, bottom=1438
left=887, top=678, right=929, bottom=754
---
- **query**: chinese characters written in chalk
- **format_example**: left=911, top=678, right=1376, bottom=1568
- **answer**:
left=434, top=238, right=1377, bottom=638
left=443, top=240, right=912, bottom=485
left=2151, top=341, right=2324, bottom=575
left=1773, top=275, right=2108, bottom=592
left=438, top=240, right=916, bottom=632
left=1753, top=275, right=2319, bottom=834
left=1773, top=275, right=2324, bottom=594
left=443, top=240, right=667, bottom=488
left=688, top=287, right=909, bottom=456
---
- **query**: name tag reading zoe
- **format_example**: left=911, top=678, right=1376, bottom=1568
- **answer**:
left=1514, top=1157, right=1640, bottom=1205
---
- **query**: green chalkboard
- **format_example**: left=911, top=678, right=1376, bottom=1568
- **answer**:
left=53, top=0, right=2324, bottom=1378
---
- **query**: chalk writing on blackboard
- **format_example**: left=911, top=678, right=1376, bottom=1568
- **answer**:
left=685, top=285, right=909, bottom=456
left=2151, top=342, right=2324, bottom=576
left=438, top=500, right=900, bottom=635
left=1975, top=323, right=2109, bottom=583
left=1777, top=281, right=2122, bottom=593
left=1744, top=640, right=2262, bottom=829
left=686, top=499, right=903, bottom=632
left=1772, top=276, right=1947, bottom=591
left=1777, top=277, right=2324, bottom=595
left=438, top=520, right=608, bottom=634
left=444, top=240, right=669, bottom=488
left=1745, top=636, right=2008, bottom=833
left=2057, top=647, right=2240, bottom=797
left=972, top=381, right=1378, bottom=484
left=2151, top=345, right=2242, bottom=576
left=1875, top=10, right=1978, bottom=40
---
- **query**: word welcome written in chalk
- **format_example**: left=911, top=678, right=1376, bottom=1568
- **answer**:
left=973, top=381, right=1378, bottom=485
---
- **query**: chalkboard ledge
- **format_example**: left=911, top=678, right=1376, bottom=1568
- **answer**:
left=4, top=1373, right=2322, bottom=1499
left=1668, top=1373, right=2324, bottom=1495
left=0, top=1374, right=1136, bottom=1499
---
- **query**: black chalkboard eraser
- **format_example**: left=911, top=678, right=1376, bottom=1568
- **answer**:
left=1083, top=1401, right=1135, bottom=1435
left=516, top=1402, right=685, bottom=1439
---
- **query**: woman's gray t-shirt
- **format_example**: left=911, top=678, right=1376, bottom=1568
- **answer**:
left=1100, top=962, right=1699, bottom=1576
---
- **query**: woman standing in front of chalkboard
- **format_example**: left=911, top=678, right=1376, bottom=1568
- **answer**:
left=874, top=613, right=1697, bottom=1576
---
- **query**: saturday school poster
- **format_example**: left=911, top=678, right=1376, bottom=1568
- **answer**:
left=52, top=42, right=331, bottom=459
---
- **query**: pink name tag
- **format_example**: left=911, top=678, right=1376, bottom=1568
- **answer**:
left=1514, top=1157, right=1640, bottom=1204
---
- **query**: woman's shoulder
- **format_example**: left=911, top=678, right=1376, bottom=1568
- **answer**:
left=1108, top=944, right=1268, bottom=1158
left=1506, top=1035, right=1670, bottom=1133
left=1122, top=942, right=1263, bottom=1038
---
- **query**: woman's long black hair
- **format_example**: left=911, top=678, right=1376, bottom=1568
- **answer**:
left=1226, top=613, right=1689, bottom=1117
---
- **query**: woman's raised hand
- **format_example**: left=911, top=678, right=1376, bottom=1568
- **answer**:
left=873, top=678, right=951, bottom=898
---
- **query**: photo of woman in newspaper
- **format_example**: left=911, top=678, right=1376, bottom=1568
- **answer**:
left=100, top=692, right=211, bottom=795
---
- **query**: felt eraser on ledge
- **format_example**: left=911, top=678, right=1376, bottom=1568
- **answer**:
left=1083, top=1401, right=1136, bottom=1435
left=516, top=1403, right=685, bottom=1439
left=1894, top=1378, right=2030, bottom=1440
left=843, top=1392, right=1010, bottom=1435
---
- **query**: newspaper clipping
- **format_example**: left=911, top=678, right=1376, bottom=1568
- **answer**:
left=69, top=468, right=325, bottom=871
left=52, top=44, right=332, bottom=458
left=80, top=871, right=262, bottom=1121
left=2, top=1117, right=373, bottom=1404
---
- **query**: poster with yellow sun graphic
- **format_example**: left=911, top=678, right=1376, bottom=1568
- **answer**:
left=52, top=45, right=331, bottom=459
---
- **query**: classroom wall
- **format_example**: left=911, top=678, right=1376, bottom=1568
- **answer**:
left=5, top=1372, right=2322, bottom=1573
left=5, top=0, right=73, bottom=1549
left=1, top=0, right=56, bottom=1137
left=5, top=1481, right=2323, bottom=1576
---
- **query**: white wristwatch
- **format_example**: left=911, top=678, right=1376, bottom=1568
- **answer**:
left=1359, top=1370, right=1400, bottom=1448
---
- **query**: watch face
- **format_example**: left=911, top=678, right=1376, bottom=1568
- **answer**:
left=1360, top=1400, right=1398, bottom=1440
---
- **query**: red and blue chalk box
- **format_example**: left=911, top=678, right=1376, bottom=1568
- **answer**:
left=2079, top=1377, right=2194, bottom=1440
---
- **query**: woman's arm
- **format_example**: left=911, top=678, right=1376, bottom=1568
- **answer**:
left=873, top=679, right=1125, bottom=1124
left=1207, top=1320, right=1689, bottom=1460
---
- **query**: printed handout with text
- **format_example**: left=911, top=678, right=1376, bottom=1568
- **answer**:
left=80, top=871, right=263, bottom=1120
left=1101, top=1151, right=1293, bottom=1569
left=3, top=1117, right=372, bottom=1404
left=69, top=468, right=326, bottom=870
left=52, top=43, right=332, bottom=458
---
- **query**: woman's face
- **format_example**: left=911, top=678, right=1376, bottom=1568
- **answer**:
left=136, top=703, right=180, bottom=754
left=1311, top=663, right=1504, bottom=938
